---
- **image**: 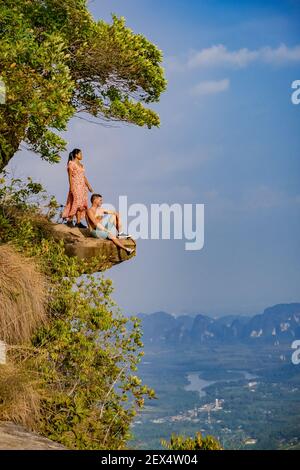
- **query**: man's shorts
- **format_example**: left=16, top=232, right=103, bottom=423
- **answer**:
left=90, top=215, right=114, bottom=239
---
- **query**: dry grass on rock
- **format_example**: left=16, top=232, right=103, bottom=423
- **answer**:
left=0, top=362, right=41, bottom=430
left=0, top=245, right=47, bottom=345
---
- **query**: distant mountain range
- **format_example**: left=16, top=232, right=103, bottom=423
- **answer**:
left=137, top=303, right=300, bottom=346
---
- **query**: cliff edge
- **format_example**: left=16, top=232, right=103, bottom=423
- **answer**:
left=0, top=422, right=66, bottom=450
left=50, top=223, right=136, bottom=272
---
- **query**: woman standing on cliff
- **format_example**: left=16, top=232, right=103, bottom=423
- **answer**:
left=62, top=148, right=93, bottom=228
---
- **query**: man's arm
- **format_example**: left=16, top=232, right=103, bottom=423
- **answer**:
left=87, top=209, right=108, bottom=232
left=103, top=209, right=116, bottom=215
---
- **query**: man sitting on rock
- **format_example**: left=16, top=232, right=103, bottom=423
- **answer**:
left=86, top=194, right=134, bottom=255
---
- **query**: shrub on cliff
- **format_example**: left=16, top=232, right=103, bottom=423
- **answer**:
left=0, top=174, right=156, bottom=449
left=161, top=431, right=223, bottom=450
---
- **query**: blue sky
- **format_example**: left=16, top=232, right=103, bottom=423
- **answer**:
left=9, top=0, right=300, bottom=317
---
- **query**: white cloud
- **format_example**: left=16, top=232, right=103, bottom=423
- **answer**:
left=191, top=78, right=230, bottom=96
left=262, top=44, right=300, bottom=64
left=199, top=185, right=300, bottom=215
left=243, top=185, right=300, bottom=211
left=244, top=185, right=285, bottom=210
left=187, top=43, right=300, bottom=69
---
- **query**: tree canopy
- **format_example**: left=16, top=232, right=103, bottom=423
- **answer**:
left=0, top=0, right=167, bottom=171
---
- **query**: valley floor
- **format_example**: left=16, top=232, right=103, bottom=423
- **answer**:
left=129, top=344, right=300, bottom=450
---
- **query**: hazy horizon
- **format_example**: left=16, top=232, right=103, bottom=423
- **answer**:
left=136, top=301, right=300, bottom=320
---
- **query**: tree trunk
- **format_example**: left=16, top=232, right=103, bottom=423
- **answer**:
left=0, top=135, right=21, bottom=173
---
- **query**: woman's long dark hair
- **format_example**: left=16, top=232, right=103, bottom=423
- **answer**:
left=68, top=148, right=81, bottom=162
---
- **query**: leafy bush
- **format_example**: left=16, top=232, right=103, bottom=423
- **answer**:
left=161, top=431, right=223, bottom=450
left=0, top=174, right=156, bottom=449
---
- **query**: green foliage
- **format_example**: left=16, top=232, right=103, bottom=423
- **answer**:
left=0, top=174, right=156, bottom=449
left=161, top=431, right=223, bottom=450
left=0, top=0, right=167, bottom=170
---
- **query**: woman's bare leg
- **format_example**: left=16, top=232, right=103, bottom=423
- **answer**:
left=76, top=209, right=85, bottom=224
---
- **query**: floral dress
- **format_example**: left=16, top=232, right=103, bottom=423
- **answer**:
left=62, top=160, right=88, bottom=219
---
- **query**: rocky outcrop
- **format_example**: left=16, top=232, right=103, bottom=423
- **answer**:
left=0, top=422, right=66, bottom=450
left=49, top=223, right=136, bottom=272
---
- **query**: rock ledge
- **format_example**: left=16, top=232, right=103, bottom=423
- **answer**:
left=49, top=223, right=136, bottom=272
left=0, top=422, right=66, bottom=450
